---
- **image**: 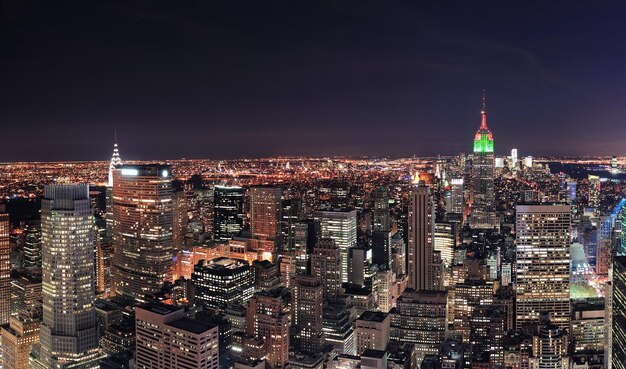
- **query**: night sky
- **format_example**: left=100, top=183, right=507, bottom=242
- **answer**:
left=2, top=1, right=626, bottom=161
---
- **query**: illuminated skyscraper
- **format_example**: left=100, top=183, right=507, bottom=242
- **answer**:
left=445, top=178, right=464, bottom=218
left=612, top=256, right=626, bottom=369
left=311, top=238, right=343, bottom=301
left=30, top=184, right=102, bottom=369
left=172, top=190, right=188, bottom=250
left=135, top=303, right=220, bottom=369
left=246, top=290, right=290, bottom=368
left=516, top=204, right=571, bottom=330
left=105, top=138, right=122, bottom=242
left=192, top=257, right=254, bottom=310
left=291, top=275, right=324, bottom=354
left=112, top=165, right=174, bottom=303
left=22, top=219, right=41, bottom=268
left=213, top=185, right=245, bottom=241
left=470, top=92, right=497, bottom=229
left=0, top=212, right=9, bottom=327
left=588, top=175, right=601, bottom=210
left=372, top=186, right=391, bottom=232
left=511, top=148, right=518, bottom=167
left=249, top=186, right=282, bottom=242
left=314, top=210, right=357, bottom=284
left=407, top=182, right=440, bottom=291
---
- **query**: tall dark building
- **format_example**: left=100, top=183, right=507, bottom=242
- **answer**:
left=213, top=185, right=245, bottom=242
left=470, top=93, right=497, bottom=229
left=407, top=182, right=440, bottom=291
left=372, top=186, right=391, bottom=232
left=22, top=219, right=42, bottom=268
left=111, top=165, right=174, bottom=303
left=612, top=256, right=626, bottom=369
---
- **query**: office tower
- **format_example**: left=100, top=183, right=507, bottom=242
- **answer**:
left=470, top=93, right=497, bottom=229
left=105, top=139, right=122, bottom=241
left=193, top=257, right=254, bottom=310
left=213, top=185, right=245, bottom=241
left=445, top=178, right=464, bottom=218
left=323, top=303, right=356, bottom=355
left=1, top=317, right=40, bottom=369
left=453, top=278, right=494, bottom=343
left=531, top=322, right=568, bottom=369
left=172, top=190, right=188, bottom=250
left=293, top=221, right=317, bottom=276
left=375, top=268, right=395, bottom=313
left=31, top=184, right=102, bottom=369
left=291, top=275, right=324, bottom=354
left=390, top=233, right=406, bottom=277
left=434, top=222, right=456, bottom=269
left=407, top=182, right=440, bottom=291
left=310, top=238, right=343, bottom=301
left=22, top=219, right=41, bottom=268
left=314, top=210, right=357, bottom=283
left=612, top=256, right=626, bottom=369
left=249, top=186, right=282, bottom=241
left=348, top=246, right=371, bottom=287
left=469, top=305, right=505, bottom=366
left=0, top=212, right=9, bottom=326
left=135, top=303, right=219, bottom=369
left=389, top=289, right=448, bottom=365
left=280, top=199, right=301, bottom=249
left=372, top=186, right=391, bottom=232
left=247, top=291, right=290, bottom=368
left=516, top=204, right=571, bottom=330
left=252, top=260, right=281, bottom=291
left=355, top=311, right=390, bottom=355
left=511, top=148, right=518, bottom=167
left=571, top=298, right=605, bottom=354
left=111, top=165, right=174, bottom=303
left=371, top=230, right=391, bottom=269
left=10, top=269, right=42, bottom=320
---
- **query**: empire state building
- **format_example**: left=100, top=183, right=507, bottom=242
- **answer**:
left=470, top=92, right=498, bottom=229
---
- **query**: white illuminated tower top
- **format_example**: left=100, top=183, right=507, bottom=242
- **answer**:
left=108, top=133, right=122, bottom=187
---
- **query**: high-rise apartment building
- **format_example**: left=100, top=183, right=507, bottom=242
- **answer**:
left=249, top=186, right=282, bottom=241
left=314, top=210, right=357, bottom=284
left=112, top=165, right=174, bottom=303
left=588, top=175, right=601, bottom=210
left=407, top=182, right=440, bottom=291
left=516, top=204, right=571, bottom=330
left=213, top=185, right=245, bottom=241
left=30, top=184, right=102, bottom=369
left=135, top=303, right=219, bottom=369
left=291, top=275, right=324, bottom=354
left=470, top=94, right=497, bottom=229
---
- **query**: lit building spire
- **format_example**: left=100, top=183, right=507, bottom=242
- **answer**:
left=480, top=89, right=488, bottom=129
left=108, top=131, right=122, bottom=187
left=474, top=89, right=493, bottom=153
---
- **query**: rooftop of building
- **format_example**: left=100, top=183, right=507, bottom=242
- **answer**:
left=197, top=257, right=249, bottom=271
left=138, top=302, right=182, bottom=316
left=168, top=317, right=214, bottom=335
left=357, top=310, right=388, bottom=322
left=361, top=349, right=387, bottom=359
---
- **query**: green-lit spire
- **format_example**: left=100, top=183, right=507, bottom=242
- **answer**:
left=473, top=90, right=494, bottom=153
